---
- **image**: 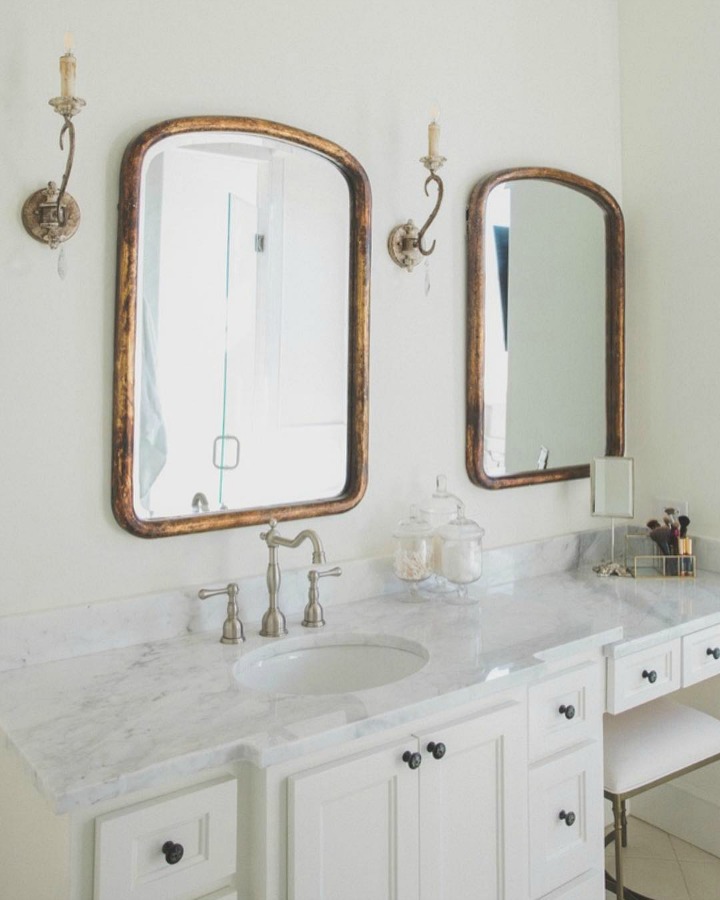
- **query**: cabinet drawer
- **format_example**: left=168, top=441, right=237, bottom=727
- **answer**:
left=94, top=777, right=237, bottom=900
left=528, top=663, right=602, bottom=762
left=606, top=639, right=681, bottom=713
left=538, top=868, right=603, bottom=899
left=682, top=624, right=720, bottom=686
left=529, top=743, right=603, bottom=899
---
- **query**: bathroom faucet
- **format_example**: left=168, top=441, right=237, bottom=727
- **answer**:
left=259, top=519, right=327, bottom=637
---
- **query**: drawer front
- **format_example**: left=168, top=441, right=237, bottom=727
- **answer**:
left=538, top=868, right=603, bottom=899
left=94, top=777, right=237, bottom=900
left=529, top=743, right=603, bottom=899
left=606, top=639, right=681, bottom=713
left=682, top=624, right=720, bottom=687
left=528, top=663, right=602, bottom=763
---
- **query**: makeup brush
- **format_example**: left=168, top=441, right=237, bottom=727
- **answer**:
left=648, top=525, right=673, bottom=555
left=678, top=515, right=691, bottom=538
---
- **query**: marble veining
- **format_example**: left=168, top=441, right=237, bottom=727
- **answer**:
left=4, top=563, right=720, bottom=814
left=0, top=529, right=609, bottom=673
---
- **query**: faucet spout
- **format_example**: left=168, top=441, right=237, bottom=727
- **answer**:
left=258, top=520, right=328, bottom=637
left=261, top=520, right=326, bottom=564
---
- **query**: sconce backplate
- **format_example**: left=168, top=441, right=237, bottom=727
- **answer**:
left=22, top=182, right=80, bottom=249
left=388, top=220, right=421, bottom=272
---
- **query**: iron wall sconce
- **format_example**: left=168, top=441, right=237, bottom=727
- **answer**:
left=22, top=33, right=85, bottom=256
left=388, top=112, right=446, bottom=272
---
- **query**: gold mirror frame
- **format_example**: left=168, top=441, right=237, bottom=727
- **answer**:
left=466, top=166, right=624, bottom=489
left=112, top=116, right=371, bottom=537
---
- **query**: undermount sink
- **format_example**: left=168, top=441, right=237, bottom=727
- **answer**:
left=234, top=634, right=429, bottom=695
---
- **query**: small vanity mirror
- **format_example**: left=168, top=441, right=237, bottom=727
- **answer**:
left=591, top=456, right=634, bottom=518
left=466, top=167, right=624, bottom=489
left=112, top=117, right=370, bottom=537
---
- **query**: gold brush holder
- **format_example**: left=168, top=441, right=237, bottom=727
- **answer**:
left=625, top=533, right=696, bottom=578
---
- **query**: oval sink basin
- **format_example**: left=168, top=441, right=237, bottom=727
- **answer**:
left=234, top=634, right=429, bottom=695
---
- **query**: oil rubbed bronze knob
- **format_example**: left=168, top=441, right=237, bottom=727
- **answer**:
left=642, top=669, right=658, bottom=683
left=402, top=750, right=422, bottom=770
left=558, top=704, right=576, bottom=720
left=162, top=841, right=184, bottom=865
left=707, top=647, right=720, bottom=660
left=427, top=741, right=447, bottom=759
left=559, top=810, right=576, bottom=827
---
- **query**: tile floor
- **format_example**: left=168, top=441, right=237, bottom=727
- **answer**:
left=604, top=816, right=720, bottom=900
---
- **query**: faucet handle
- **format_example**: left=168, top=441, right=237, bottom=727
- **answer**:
left=198, top=583, right=245, bottom=644
left=302, top=567, right=342, bottom=628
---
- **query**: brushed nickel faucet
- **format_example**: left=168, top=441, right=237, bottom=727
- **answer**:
left=259, top=519, right=329, bottom=637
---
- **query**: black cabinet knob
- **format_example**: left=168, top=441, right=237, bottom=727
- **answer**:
left=707, top=647, right=720, bottom=660
left=642, top=669, right=658, bottom=683
left=558, top=704, right=576, bottom=720
left=426, top=741, right=447, bottom=760
left=559, top=810, right=576, bottom=827
left=161, top=841, right=184, bottom=865
left=402, top=750, right=422, bottom=770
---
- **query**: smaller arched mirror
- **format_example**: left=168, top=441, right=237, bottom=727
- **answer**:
left=112, top=117, right=370, bottom=536
left=466, top=167, right=625, bottom=489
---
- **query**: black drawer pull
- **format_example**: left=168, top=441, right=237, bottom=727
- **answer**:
left=402, top=750, right=422, bottom=770
left=161, top=841, right=184, bottom=865
left=426, top=741, right=446, bottom=760
left=558, top=704, right=576, bottom=720
left=559, top=810, right=576, bottom=827
left=642, top=669, right=658, bottom=683
left=707, top=647, right=720, bottom=660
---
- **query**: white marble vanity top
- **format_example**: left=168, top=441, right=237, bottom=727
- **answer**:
left=3, top=565, right=720, bottom=814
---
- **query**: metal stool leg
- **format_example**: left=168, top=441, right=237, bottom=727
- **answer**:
left=613, top=794, right=625, bottom=899
left=621, top=798, right=628, bottom=848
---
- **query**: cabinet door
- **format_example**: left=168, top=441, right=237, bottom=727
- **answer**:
left=528, top=742, right=603, bottom=899
left=416, top=700, right=528, bottom=900
left=288, top=739, right=420, bottom=900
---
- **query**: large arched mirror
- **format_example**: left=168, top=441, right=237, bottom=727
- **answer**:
left=466, top=167, right=624, bottom=489
left=112, top=117, right=370, bottom=537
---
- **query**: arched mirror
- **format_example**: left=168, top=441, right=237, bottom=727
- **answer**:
left=466, top=167, right=624, bottom=489
left=112, top=117, right=370, bottom=537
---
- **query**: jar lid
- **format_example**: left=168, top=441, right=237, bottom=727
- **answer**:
left=393, top=505, right=433, bottom=539
left=420, top=474, right=466, bottom=525
left=436, top=504, right=485, bottom=541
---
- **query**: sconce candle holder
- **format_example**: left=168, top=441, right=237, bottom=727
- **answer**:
left=388, top=122, right=447, bottom=272
left=22, top=41, right=85, bottom=253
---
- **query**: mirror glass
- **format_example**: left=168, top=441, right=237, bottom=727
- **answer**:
left=466, top=167, right=624, bottom=489
left=591, top=457, right=634, bottom=519
left=113, top=118, right=370, bottom=537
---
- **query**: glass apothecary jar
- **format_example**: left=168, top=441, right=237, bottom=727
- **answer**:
left=436, top=504, right=485, bottom=605
left=393, top=506, right=434, bottom=602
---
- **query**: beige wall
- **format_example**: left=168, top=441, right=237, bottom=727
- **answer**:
left=0, top=0, right=622, bottom=617
left=619, top=0, right=720, bottom=536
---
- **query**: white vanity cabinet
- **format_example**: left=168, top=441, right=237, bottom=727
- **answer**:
left=527, top=660, right=605, bottom=900
left=287, top=698, right=528, bottom=900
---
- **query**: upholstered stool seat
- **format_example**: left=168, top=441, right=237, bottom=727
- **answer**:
left=604, top=698, right=720, bottom=899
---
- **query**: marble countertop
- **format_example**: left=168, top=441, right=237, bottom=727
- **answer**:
left=3, top=566, right=720, bottom=814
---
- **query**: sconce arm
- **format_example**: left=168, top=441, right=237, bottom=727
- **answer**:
left=416, top=172, right=444, bottom=257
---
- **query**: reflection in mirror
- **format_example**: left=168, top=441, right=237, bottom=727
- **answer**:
left=466, top=167, right=624, bottom=489
left=113, top=118, right=370, bottom=537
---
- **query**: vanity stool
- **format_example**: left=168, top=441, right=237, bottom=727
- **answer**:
left=604, top=698, right=720, bottom=899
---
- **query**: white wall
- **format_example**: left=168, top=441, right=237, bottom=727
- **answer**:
left=0, top=0, right=622, bottom=617
left=618, top=0, right=720, bottom=536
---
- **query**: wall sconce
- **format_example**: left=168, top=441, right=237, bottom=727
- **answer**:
left=388, top=110, right=446, bottom=272
left=22, top=33, right=85, bottom=263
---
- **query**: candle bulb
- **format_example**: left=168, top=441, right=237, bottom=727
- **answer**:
left=428, top=106, right=440, bottom=158
left=60, top=32, right=76, bottom=98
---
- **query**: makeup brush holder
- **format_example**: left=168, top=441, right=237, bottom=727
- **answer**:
left=624, top=533, right=696, bottom=578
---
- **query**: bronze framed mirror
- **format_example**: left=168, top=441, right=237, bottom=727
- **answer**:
left=112, top=117, right=371, bottom=537
left=466, top=167, right=624, bottom=489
